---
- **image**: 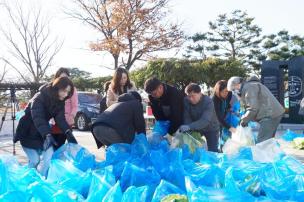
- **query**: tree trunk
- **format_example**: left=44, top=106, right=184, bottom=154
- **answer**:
left=113, top=55, right=119, bottom=69
left=231, top=42, right=236, bottom=59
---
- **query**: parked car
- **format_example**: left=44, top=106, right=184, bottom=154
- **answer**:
left=75, top=92, right=102, bottom=131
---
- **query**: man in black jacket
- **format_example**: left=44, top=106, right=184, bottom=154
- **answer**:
left=144, top=77, right=184, bottom=135
left=92, top=91, right=146, bottom=147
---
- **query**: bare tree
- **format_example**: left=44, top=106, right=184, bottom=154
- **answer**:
left=0, top=1, right=63, bottom=84
left=67, top=0, right=184, bottom=70
left=0, top=64, right=7, bottom=83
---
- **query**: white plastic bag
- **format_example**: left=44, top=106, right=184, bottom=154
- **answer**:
left=171, top=131, right=207, bottom=153
left=251, top=138, right=284, bottom=163
left=222, top=139, right=241, bottom=155
left=231, top=126, right=255, bottom=146
left=223, top=126, right=255, bottom=155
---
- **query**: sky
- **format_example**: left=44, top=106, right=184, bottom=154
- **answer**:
left=1, top=0, right=304, bottom=80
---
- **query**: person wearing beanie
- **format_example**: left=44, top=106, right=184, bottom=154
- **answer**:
left=91, top=91, right=145, bottom=147
left=227, top=76, right=284, bottom=143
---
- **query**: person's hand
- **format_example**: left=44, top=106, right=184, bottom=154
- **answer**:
left=43, top=134, right=57, bottom=150
left=229, top=127, right=237, bottom=133
left=65, top=130, right=78, bottom=144
left=179, top=125, right=190, bottom=133
left=164, top=134, right=173, bottom=145
left=240, top=120, right=248, bottom=127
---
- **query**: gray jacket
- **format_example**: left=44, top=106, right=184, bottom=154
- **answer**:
left=184, top=95, right=220, bottom=133
left=240, top=77, right=285, bottom=123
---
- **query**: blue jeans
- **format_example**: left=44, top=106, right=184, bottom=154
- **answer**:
left=22, top=146, right=54, bottom=177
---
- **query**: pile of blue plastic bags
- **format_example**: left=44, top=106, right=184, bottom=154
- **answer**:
left=1, top=126, right=304, bottom=201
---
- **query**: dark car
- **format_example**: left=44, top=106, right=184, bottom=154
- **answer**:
left=75, top=92, right=102, bottom=131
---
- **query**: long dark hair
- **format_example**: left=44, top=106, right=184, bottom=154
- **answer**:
left=54, top=67, right=70, bottom=79
left=51, top=77, right=74, bottom=101
left=111, top=67, right=133, bottom=95
left=214, top=80, right=227, bottom=98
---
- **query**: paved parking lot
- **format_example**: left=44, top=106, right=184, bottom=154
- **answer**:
left=0, top=114, right=304, bottom=164
left=0, top=130, right=105, bottom=164
left=0, top=113, right=105, bottom=163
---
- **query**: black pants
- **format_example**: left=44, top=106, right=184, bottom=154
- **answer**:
left=201, top=130, right=219, bottom=152
left=92, top=125, right=124, bottom=146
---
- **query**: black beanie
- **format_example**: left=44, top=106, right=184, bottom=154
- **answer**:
left=129, top=91, right=142, bottom=103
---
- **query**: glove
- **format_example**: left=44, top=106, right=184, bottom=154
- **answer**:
left=179, top=125, right=190, bottom=133
left=65, top=130, right=78, bottom=144
left=43, top=134, right=58, bottom=150
left=240, top=120, right=248, bottom=127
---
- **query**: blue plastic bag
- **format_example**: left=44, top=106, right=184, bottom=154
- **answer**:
left=231, top=101, right=240, bottom=113
left=106, top=143, right=131, bottom=164
left=104, top=143, right=132, bottom=179
left=150, top=148, right=186, bottom=191
left=121, top=186, right=151, bottom=202
left=185, top=176, right=256, bottom=202
left=86, top=168, right=116, bottom=202
left=102, top=181, right=123, bottom=202
left=131, top=134, right=150, bottom=158
left=225, top=112, right=240, bottom=128
left=0, top=159, right=9, bottom=195
left=281, top=129, right=304, bottom=142
left=120, top=162, right=161, bottom=191
left=28, top=181, right=84, bottom=202
left=152, top=121, right=170, bottom=136
left=162, top=149, right=186, bottom=191
left=220, top=111, right=240, bottom=148
left=259, top=160, right=304, bottom=201
left=188, top=185, right=256, bottom=202
left=148, top=121, right=170, bottom=145
left=149, top=150, right=168, bottom=175
left=197, top=149, right=227, bottom=165
left=47, top=160, right=91, bottom=197
left=230, top=147, right=253, bottom=161
left=0, top=191, right=31, bottom=202
left=52, top=143, right=96, bottom=171
left=149, top=138, right=170, bottom=153
left=221, top=101, right=241, bottom=144
left=9, top=167, right=43, bottom=192
left=152, top=180, right=185, bottom=202
left=224, top=163, right=264, bottom=196
left=277, top=156, right=304, bottom=175
left=0, top=155, right=44, bottom=194
left=183, top=159, right=224, bottom=189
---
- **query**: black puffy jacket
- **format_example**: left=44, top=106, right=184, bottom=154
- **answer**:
left=148, top=84, right=184, bottom=135
left=16, top=84, right=70, bottom=150
left=92, top=92, right=146, bottom=146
